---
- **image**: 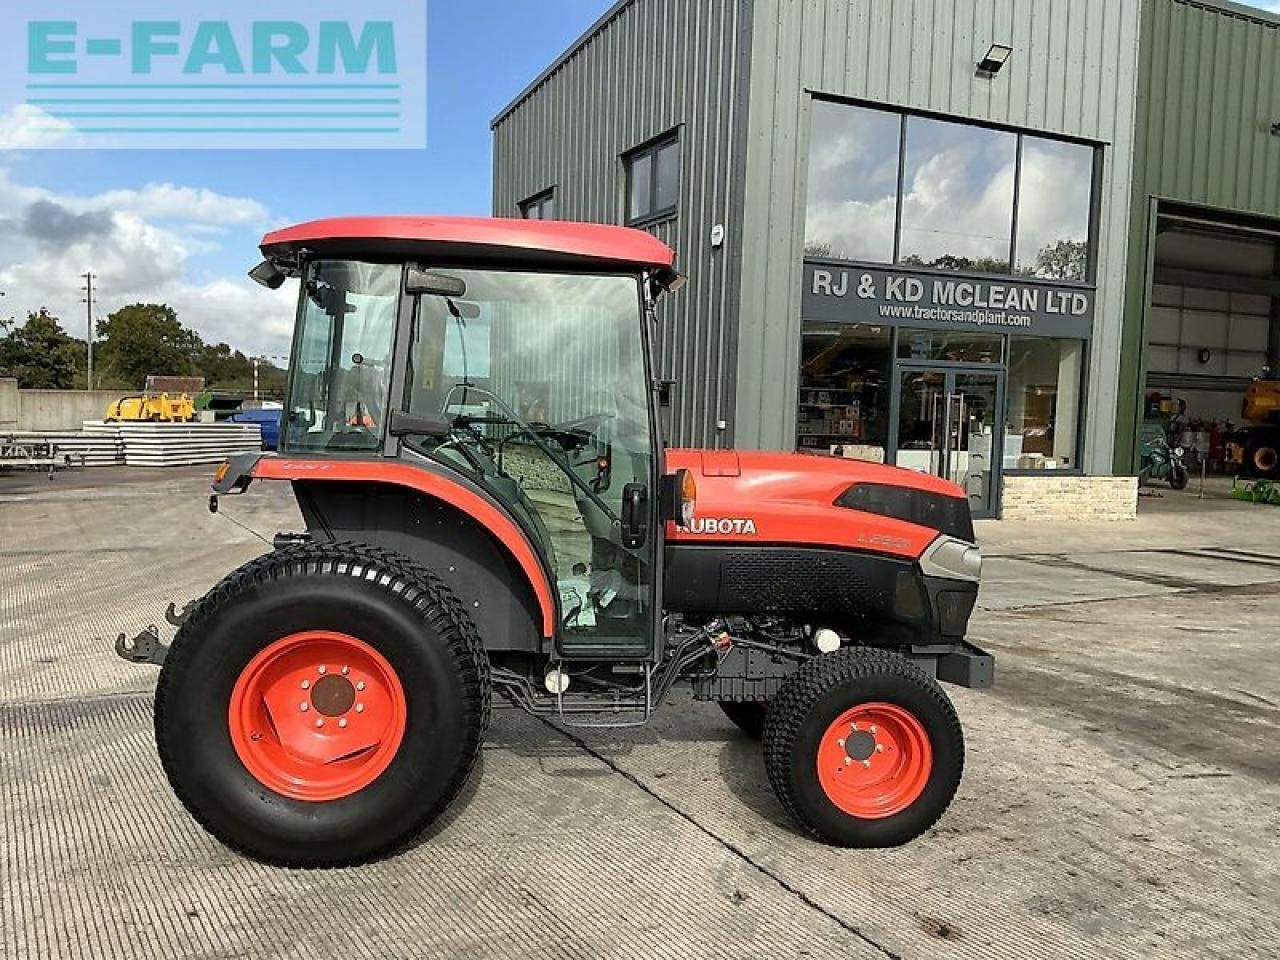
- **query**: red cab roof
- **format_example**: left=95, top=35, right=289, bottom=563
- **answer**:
left=260, top=216, right=676, bottom=270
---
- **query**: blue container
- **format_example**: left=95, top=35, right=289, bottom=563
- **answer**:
left=229, top=408, right=283, bottom=451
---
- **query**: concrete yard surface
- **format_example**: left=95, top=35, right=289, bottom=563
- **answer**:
left=2, top=466, right=1279, bottom=959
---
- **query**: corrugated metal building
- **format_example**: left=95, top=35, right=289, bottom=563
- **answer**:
left=493, top=0, right=1280, bottom=518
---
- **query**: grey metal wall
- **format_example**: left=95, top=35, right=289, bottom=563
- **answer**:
left=491, top=0, right=753, bottom=449
left=734, top=0, right=1144, bottom=473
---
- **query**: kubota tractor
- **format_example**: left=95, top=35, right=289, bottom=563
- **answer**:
left=115, top=217, right=991, bottom=867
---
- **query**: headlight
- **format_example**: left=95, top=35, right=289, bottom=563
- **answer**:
left=1174, top=446, right=1185, bottom=457
left=919, top=535, right=982, bottom=582
left=662, top=468, right=697, bottom=528
left=680, top=469, right=697, bottom=527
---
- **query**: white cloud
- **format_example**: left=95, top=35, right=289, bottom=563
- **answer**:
left=0, top=105, right=83, bottom=150
left=88, top=184, right=268, bottom=226
left=0, top=167, right=293, bottom=358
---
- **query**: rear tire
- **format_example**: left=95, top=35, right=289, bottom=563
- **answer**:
left=718, top=701, right=768, bottom=738
left=763, top=648, right=963, bottom=847
left=155, top=542, right=490, bottom=867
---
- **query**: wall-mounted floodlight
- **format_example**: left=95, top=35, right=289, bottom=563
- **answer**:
left=977, top=43, right=1014, bottom=78
left=1271, top=121, right=1280, bottom=137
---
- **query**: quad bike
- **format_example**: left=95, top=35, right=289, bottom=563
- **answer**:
left=114, top=216, right=991, bottom=867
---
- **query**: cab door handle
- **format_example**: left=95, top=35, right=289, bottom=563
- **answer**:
left=620, top=483, right=649, bottom=549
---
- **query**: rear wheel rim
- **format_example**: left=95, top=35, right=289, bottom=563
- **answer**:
left=816, top=702, right=932, bottom=819
left=228, top=631, right=407, bottom=802
left=1254, top=447, right=1278, bottom=473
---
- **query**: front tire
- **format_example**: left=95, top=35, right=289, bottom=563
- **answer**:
left=155, top=542, right=490, bottom=867
left=1169, top=464, right=1189, bottom=490
left=763, top=648, right=963, bottom=847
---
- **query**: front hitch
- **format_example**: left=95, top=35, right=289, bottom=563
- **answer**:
left=114, top=625, right=169, bottom=666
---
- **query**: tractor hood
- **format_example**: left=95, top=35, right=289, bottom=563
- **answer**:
left=665, top=449, right=974, bottom=559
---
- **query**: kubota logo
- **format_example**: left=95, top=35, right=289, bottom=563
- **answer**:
left=686, top=516, right=758, bottom=536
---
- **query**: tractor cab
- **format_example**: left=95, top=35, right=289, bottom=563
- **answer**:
left=245, top=217, right=685, bottom=663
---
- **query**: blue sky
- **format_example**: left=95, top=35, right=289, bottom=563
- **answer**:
left=0, top=1, right=613, bottom=355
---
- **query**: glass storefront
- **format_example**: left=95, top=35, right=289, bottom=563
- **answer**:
left=798, top=323, right=1088, bottom=516
left=800, top=96, right=1099, bottom=517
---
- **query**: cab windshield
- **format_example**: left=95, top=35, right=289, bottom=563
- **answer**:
left=283, top=260, right=399, bottom=452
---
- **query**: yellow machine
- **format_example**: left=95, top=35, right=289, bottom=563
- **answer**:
left=105, top=393, right=197, bottom=423
left=1226, top=379, right=1280, bottom=479
left=1242, top=379, right=1280, bottom=425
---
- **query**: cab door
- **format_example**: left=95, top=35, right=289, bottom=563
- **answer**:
left=398, top=268, right=660, bottom=660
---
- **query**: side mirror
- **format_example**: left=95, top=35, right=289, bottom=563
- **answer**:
left=248, top=260, right=287, bottom=290
left=406, top=267, right=467, bottom=298
left=659, top=468, right=696, bottom=528
left=388, top=409, right=452, bottom=439
left=620, top=482, right=649, bottom=549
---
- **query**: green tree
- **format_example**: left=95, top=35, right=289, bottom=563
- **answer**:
left=0, top=309, right=77, bottom=388
left=1030, top=239, right=1089, bottom=282
left=95, top=303, right=201, bottom=388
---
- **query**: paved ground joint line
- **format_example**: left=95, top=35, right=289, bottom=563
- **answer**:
left=542, top=717, right=903, bottom=960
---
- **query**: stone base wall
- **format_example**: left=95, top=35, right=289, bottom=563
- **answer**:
left=1000, top=475, right=1138, bottom=521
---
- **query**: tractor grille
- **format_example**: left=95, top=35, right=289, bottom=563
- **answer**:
left=719, top=550, right=887, bottom=613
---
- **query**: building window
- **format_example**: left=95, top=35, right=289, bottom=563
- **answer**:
left=798, top=322, right=892, bottom=459
left=625, top=133, right=680, bottom=224
left=1015, top=137, right=1094, bottom=281
left=1005, top=336, right=1085, bottom=470
left=899, top=117, right=1017, bottom=273
left=804, top=98, right=1098, bottom=282
left=520, top=189, right=556, bottom=220
left=804, top=102, right=900, bottom=262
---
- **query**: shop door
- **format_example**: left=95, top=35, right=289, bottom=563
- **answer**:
left=894, top=367, right=1003, bottom=519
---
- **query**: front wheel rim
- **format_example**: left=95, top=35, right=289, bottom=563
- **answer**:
left=816, top=702, right=933, bottom=819
left=228, top=631, right=407, bottom=802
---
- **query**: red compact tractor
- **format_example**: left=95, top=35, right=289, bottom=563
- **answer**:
left=116, top=217, right=991, bottom=866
